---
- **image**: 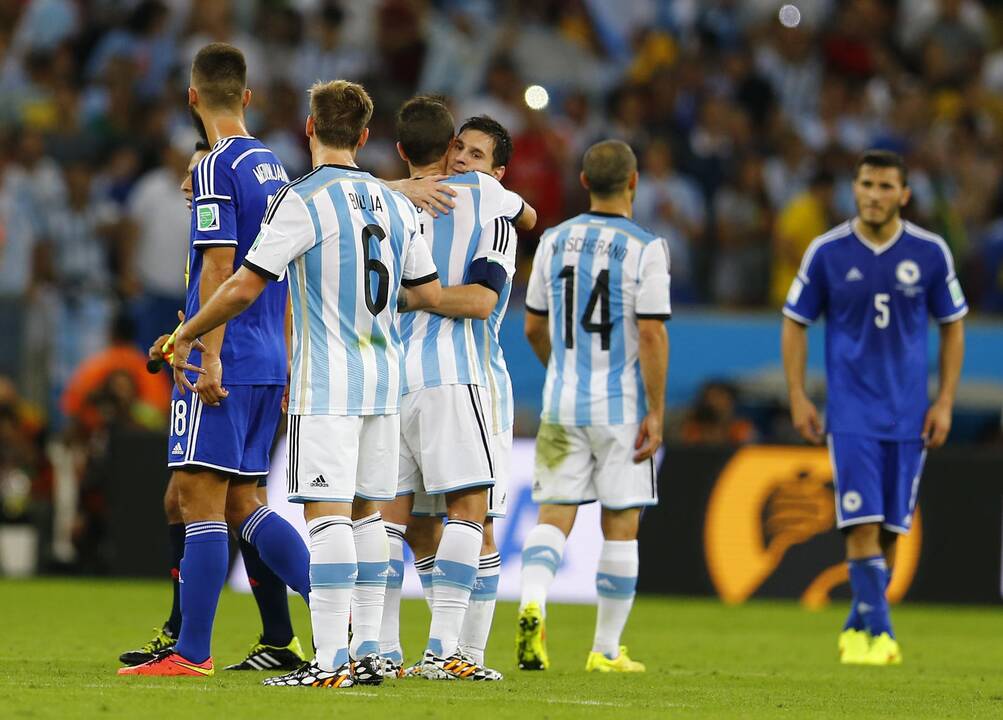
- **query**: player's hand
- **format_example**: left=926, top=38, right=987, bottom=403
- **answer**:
left=397, top=175, right=457, bottom=218
left=790, top=391, right=823, bottom=445
left=194, top=353, right=229, bottom=407
left=171, top=331, right=206, bottom=395
left=923, top=398, right=952, bottom=449
left=633, top=410, right=663, bottom=463
left=149, top=311, right=185, bottom=361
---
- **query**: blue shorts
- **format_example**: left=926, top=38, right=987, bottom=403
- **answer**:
left=167, top=384, right=283, bottom=481
left=828, top=433, right=927, bottom=534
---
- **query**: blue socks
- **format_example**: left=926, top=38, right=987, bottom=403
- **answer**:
left=175, top=521, right=229, bottom=663
left=848, top=555, right=894, bottom=638
left=240, top=506, right=311, bottom=606
left=239, top=537, right=294, bottom=647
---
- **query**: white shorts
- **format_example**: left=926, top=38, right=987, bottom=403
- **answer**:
left=533, top=422, right=658, bottom=509
left=286, top=413, right=400, bottom=503
left=413, top=425, right=512, bottom=518
left=397, top=384, right=494, bottom=497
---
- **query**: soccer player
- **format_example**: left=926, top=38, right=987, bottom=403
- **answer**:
left=379, top=101, right=535, bottom=681
left=171, top=79, right=441, bottom=689
left=119, top=142, right=307, bottom=673
left=781, top=149, right=966, bottom=666
left=119, top=43, right=310, bottom=678
left=517, top=140, right=670, bottom=673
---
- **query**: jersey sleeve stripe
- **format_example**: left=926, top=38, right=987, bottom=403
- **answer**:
left=194, top=193, right=232, bottom=201
left=904, top=221, right=958, bottom=277
left=263, top=167, right=324, bottom=225
left=525, top=304, right=548, bottom=315
left=797, top=222, right=851, bottom=281
left=402, top=271, right=439, bottom=287
left=242, top=258, right=280, bottom=281
left=782, top=306, right=814, bottom=325
left=230, top=147, right=271, bottom=169
left=935, top=306, right=968, bottom=324
left=192, top=238, right=238, bottom=247
left=637, top=312, right=671, bottom=320
left=195, top=138, right=235, bottom=199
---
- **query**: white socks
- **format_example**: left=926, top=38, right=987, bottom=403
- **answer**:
left=379, top=521, right=406, bottom=663
left=427, top=519, right=482, bottom=658
left=458, top=551, right=501, bottom=664
left=592, top=540, right=638, bottom=658
left=519, top=523, right=566, bottom=614
left=350, top=513, right=388, bottom=659
left=306, top=516, right=355, bottom=671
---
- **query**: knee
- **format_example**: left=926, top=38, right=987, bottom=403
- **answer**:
left=481, top=519, right=496, bottom=554
left=445, top=487, right=488, bottom=523
left=845, top=523, right=881, bottom=557
left=406, top=517, right=441, bottom=558
left=163, top=481, right=182, bottom=524
left=537, top=506, right=576, bottom=537
left=600, top=508, right=641, bottom=541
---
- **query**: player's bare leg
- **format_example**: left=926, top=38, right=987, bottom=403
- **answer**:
left=585, top=507, right=645, bottom=672
left=843, top=523, right=900, bottom=665
left=347, top=498, right=389, bottom=684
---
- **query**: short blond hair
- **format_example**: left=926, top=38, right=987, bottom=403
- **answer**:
left=309, top=80, right=374, bottom=149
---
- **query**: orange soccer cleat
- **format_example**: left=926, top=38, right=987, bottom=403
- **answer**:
left=117, top=650, right=215, bottom=677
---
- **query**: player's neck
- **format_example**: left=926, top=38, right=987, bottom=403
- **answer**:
left=409, top=159, right=447, bottom=178
left=853, top=216, right=901, bottom=246
left=202, top=114, right=249, bottom=147
left=589, top=197, right=632, bottom=219
left=313, top=147, right=357, bottom=168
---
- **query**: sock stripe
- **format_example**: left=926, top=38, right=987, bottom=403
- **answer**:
left=308, top=517, right=351, bottom=537
left=385, top=526, right=405, bottom=542
left=478, top=553, right=501, bottom=570
left=241, top=506, right=274, bottom=543
left=353, top=513, right=383, bottom=530
left=445, top=519, right=483, bottom=534
left=414, top=555, right=436, bottom=572
left=185, top=521, right=227, bottom=538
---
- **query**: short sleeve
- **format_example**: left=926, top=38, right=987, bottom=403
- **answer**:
left=474, top=216, right=517, bottom=277
left=783, top=242, right=827, bottom=325
left=243, top=191, right=315, bottom=281
left=402, top=212, right=438, bottom=287
left=926, top=242, right=969, bottom=323
left=478, top=173, right=525, bottom=223
left=635, top=239, right=672, bottom=320
left=525, top=235, right=550, bottom=315
left=192, top=157, right=237, bottom=248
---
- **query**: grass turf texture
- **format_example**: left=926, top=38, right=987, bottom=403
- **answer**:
left=3, top=579, right=1003, bottom=719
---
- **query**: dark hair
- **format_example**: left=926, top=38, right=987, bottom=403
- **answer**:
left=309, top=80, right=373, bottom=149
left=191, top=43, right=247, bottom=110
left=195, top=140, right=211, bottom=152
left=854, top=149, right=908, bottom=186
left=457, top=115, right=512, bottom=168
left=396, top=96, right=454, bottom=166
left=582, top=139, right=637, bottom=197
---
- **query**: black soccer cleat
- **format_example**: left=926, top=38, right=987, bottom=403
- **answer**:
left=119, top=626, right=176, bottom=666
left=225, top=636, right=307, bottom=671
left=262, top=659, right=354, bottom=688
left=351, top=652, right=384, bottom=685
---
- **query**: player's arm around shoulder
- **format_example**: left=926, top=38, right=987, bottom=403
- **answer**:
left=436, top=216, right=517, bottom=320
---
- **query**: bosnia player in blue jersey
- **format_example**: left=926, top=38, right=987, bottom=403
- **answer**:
left=120, top=44, right=310, bottom=678
left=518, top=140, right=671, bottom=674
left=782, top=150, right=966, bottom=666
left=378, top=100, right=536, bottom=680
left=170, top=80, right=442, bottom=689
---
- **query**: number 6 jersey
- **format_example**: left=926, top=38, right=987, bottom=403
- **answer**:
left=243, top=163, right=437, bottom=417
left=525, top=211, right=672, bottom=426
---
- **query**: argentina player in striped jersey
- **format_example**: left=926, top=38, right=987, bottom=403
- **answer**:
left=171, top=80, right=441, bottom=689
left=517, top=141, right=670, bottom=674
left=120, top=43, right=311, bottom=679
left=377, top=98, right=536, bottom=681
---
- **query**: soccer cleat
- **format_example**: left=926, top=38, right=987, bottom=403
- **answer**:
left=262, top=659, right=354, bottom=688
left=861, top=633, right=902, bottom=666
left=381, top=656, right=405, bottom=679
left=224, top=636, right=307, bottom=671
left=838, top=629, right=870, bottom=664
left=585, top=646, right=646, bottom=673
left=516, top=602, right=549, bottom=670
left=419, top=651, right=503, bottom=681
left=119, top=626, right=176, bottom=666
left=400, top=659, right=423, bottom=678
left=117, top=650, right=214, bottom=677
left=350, top=653, right=384, bottom=685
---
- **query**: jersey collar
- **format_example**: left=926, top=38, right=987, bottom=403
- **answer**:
left=851, top=218, right=903, bottom=255
left=586, top=210, right=627, bottom=219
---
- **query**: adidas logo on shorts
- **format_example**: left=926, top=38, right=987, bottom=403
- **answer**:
left=310, top=475, right=328, bottom=488
left=171, top=442, right=184, bottom=456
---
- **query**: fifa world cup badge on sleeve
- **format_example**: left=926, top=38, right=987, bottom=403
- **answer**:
left=197, top=204, right=220, bottom=232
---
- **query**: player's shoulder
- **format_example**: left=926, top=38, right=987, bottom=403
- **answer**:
left=901, top=220, right=955, bottom=267
left=446, top=170, right=488, bottom=187
left=801, top=221, right=855, bottom=265
left=194, top=136, right=273, bottom=198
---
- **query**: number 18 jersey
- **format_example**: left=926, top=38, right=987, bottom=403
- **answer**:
left=525, top=211, right=672, bottom=427
left=243, top=163, right=437, bottom=417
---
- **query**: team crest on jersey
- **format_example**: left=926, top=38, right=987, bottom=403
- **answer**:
left=895, top=260, right=920, bottom=285
left=197, top=203, right=220, bottom=232
left=841, top=491, right=862, bottom=513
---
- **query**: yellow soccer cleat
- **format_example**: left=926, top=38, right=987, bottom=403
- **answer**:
left=838, top=629, right=870, bottom=664
left=585, top=646, right=646, bottom=673
left=515, top=602, right=550, bottom=670
left=861, top=633, right=902, bottom=666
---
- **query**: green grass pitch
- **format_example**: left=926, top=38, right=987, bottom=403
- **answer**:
left=3, top=578, right=1003, bottom=719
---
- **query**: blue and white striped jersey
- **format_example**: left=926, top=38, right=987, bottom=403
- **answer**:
left=526, top=211, right=672, bottom=426
left=400, top=171, right=524, bottom=395
left=243, top=163, right=437, bottom=416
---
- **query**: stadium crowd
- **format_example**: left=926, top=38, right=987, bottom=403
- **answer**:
left=1, top=0, right=1003, bottom=567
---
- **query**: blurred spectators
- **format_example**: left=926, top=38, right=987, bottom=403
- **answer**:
left=678, top=381, right=757, bottom=446
left=770, top=169, right=836, bottom=307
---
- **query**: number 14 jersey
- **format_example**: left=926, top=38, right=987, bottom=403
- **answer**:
left=526, top=211, right=672, bottom=427
left=243, top=163, right=437, bottom=417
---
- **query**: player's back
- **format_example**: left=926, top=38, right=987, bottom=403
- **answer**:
left=526, top=211, right=672, bottom=426
left=268, top=164, right=422, bottom=416
left=400, top=170, right=523, bottom=394
left=187, top=135, right=290, bottom=385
